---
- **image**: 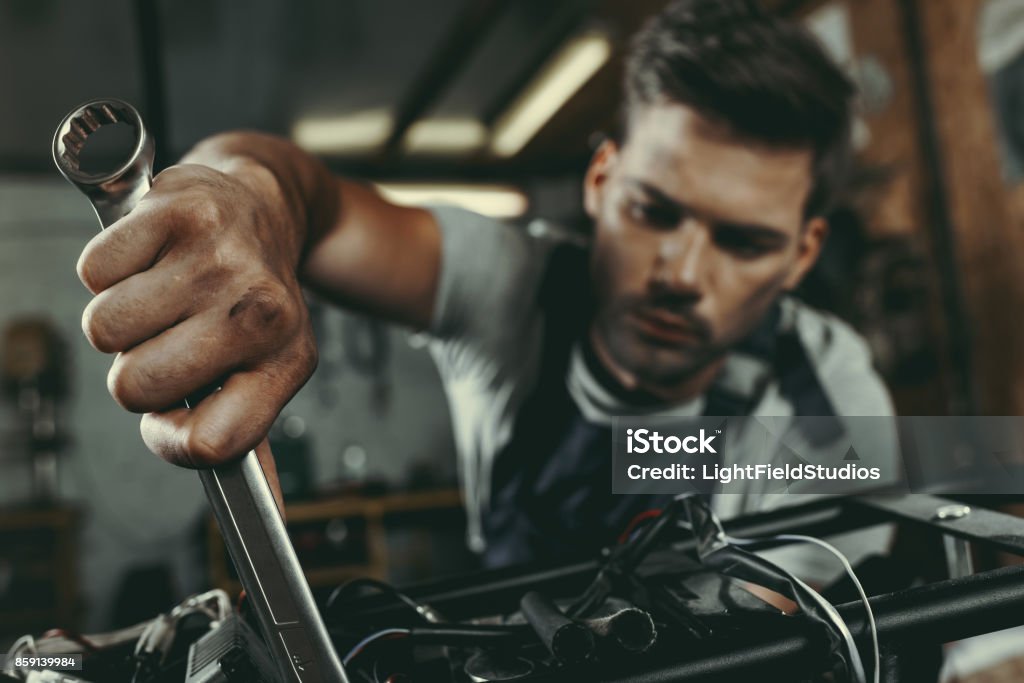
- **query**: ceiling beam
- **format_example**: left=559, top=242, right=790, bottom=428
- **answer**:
left=380, top=0, right=512, bottom=160
left=133, top=0, right=170, bottom=171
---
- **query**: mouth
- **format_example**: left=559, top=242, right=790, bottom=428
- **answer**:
left=628, top=310, right=707, bottom=346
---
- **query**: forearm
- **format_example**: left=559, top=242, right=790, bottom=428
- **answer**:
left=178, top=130, right=440, bottom=330
left=180, top=131, right=341, bottom=271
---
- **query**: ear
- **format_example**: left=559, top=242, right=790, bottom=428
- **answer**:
left=583, top=138, right=618, bottom=220
left=782, top=216, right=829, bottom=290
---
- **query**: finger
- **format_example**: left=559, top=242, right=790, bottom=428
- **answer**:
left=106, top=307, right=262, bottom=413
left=139, top=363, right=304, bottom=468
left=77, top=197, right=173, bottom=294
left=82, top=259, right=195, bottom=353
left=254, top=438, right=286, bottom=518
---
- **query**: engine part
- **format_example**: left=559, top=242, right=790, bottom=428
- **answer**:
left=579, top=598, right=657, bottom=654
left=463, top=652, right=534, bottom=682
left=519, top=591, right=593, bottom=664
left=185, top=614, right=279, bottom=683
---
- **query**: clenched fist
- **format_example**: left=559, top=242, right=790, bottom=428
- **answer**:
left=77, top=160, right=317, bottom=469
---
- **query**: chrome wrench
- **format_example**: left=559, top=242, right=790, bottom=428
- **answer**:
left=52, top=98, right=348, bottom=683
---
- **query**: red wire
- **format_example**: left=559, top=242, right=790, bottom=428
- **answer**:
left=617, top=508, right=664, bottom=545
left=40, top=629, right=98, bottom=654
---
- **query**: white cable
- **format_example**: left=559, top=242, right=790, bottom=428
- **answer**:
left=727, top=532, right=879, bottom=683
left=5, top=635, right=38, bottom=679
left=670, top=494, right=871, bottom=683
left=342, top=628, right=411, bottom=667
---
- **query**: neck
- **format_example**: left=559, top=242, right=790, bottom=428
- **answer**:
left=588, top=326, right=725, bottom=404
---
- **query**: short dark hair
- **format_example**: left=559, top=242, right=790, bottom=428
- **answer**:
left=623, top=0, right=856, bottom=218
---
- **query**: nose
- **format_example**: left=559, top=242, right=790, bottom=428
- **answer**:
left=652, top=218, right=709, bottom=297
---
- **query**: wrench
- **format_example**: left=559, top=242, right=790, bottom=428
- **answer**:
left=52, top=98, right=348, bottom=683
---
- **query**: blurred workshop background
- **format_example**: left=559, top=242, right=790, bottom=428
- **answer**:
left=2, top=0, right=1024, bottom=641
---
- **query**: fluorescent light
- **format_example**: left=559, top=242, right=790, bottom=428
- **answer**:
left=376, top=183, right=528, bottom=218
left=292, top=109, right=393, bottom=154
left=403, top=117, right=487, bottom=154
left=490, top=30, right=611, bottom=158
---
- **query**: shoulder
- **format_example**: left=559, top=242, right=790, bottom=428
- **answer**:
left=426, top=207, right=558, bottom=335
left=426, top=207, right=578, bottom=375
left=782, top=297, right=894, bottom=417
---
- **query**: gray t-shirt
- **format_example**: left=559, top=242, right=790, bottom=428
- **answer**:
left=427, top=205, right=896, bottom=580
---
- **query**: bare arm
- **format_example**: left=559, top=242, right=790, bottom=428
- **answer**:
left=182, top=131, right=442, bottom=328
left=77, top=131, right=441, bottom=469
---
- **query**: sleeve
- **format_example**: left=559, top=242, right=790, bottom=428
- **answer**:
left=426, top=205, right=548, bottom=379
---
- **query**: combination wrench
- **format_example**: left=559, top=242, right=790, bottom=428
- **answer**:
left=52, top=98, right=349, bottom=683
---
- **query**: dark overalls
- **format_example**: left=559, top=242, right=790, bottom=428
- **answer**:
left=481, top=244, right=838, bottom=568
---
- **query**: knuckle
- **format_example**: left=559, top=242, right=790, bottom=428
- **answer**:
left=187, top=190, right=229, bottom=232
left=152, top=163, right=186, bottom=184
left=76, top=246, right=102, bottom=293
left=228, top=279, right=295, bottom=333
left=184, top=425, right=229, bottom=467
left=209, top=239, right=247, bottom=276
left=298, top=333, right=319, bottom=378
left=81, top=301, right=118, bottom=353
left=107, top=358, right=152, bottom=412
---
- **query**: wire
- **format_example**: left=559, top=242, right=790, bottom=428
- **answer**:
left=617, top=508, right=663, bottom=545
left=327, top=577, right=430, bottom=622
left=342, top=628, right=411, bottom=667
left=40, top=629, right=99, bottom=654
left=674, top=493, right=868, bottom=683
left=4, top=635, right=36, bottom=676
left=10, top=635, right=37, bottom=657
left=726, top=532, right=879, bottom=683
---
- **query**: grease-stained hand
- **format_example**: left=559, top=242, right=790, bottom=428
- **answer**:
left=77, top=162, right=317, bottom=473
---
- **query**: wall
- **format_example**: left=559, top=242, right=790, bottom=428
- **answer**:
left=801, top=0, right=1024, bottom=415
left=0, top=175, right=456, bottom=630
left=918, top=0, right=1024, bottom=414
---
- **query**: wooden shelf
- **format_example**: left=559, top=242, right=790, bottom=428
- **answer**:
left=0, top=507, right=79, bottom=635
left=283, top=489, right=463, bottom=523
left=207, top=489, right=463, bottom=593
left=0, top=507, right=77, bottom=530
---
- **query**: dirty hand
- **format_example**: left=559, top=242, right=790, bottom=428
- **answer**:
left=77, top=161, right=316, bottom=472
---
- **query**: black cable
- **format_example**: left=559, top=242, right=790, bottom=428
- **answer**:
left=678, top=495, right=866, bottom=683
left=326, top=577, right=430, bottom=623
left=568, top=494, right=866, bottom=683
left=339, top=624, right=533, bottom=670
left=567, top=496, right=690, bottom=618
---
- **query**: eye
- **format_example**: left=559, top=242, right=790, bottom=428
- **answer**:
left=714, top=227, right=774, bottom=257
left=627, top=199, right=678, bottom=229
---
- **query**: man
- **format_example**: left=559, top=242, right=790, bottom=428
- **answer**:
left=76, top=0, right=892, bottom=570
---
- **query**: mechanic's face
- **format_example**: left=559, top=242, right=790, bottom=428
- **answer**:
left=584, top=103, right=826, bottom=391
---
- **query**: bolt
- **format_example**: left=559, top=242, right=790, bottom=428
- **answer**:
left=933, top=504, right=971, bottom=521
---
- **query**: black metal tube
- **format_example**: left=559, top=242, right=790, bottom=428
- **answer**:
left=592, top=565, right=1024, bottom=682
left=408, top=624, right=532, bottom=647
left=580, top=599, right=657, bottom=653
left=520, top=591, right=595, bottom=664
